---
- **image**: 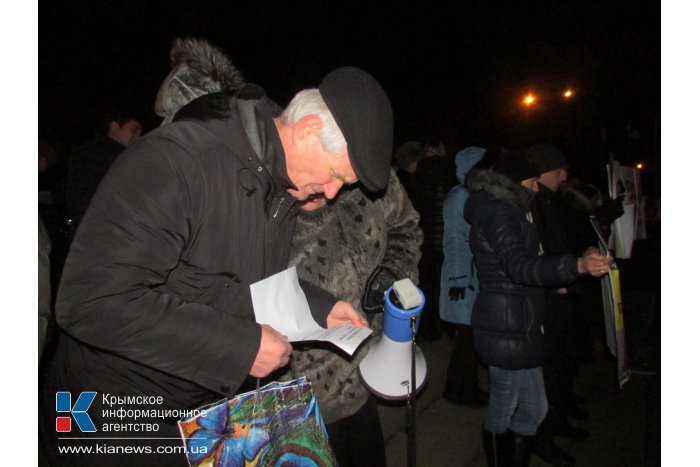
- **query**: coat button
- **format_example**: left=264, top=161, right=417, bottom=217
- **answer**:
left=225, top=283, right=230, bottom=288
left=221, top=384, right=231, bottom=393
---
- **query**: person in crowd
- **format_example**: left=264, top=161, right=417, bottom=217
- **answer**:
left=526, top=143, right=627, bottom=466
left=284, top=169, right=422, bottom=466
left=39, top=140, right=72, bottom=318
left=464, top=151, right=610, bottom=466
left=39, top=145, right=56, bottom=361
left=39, top=213, right=52, bottom=363
left=439, top=146, right=487, bottom=407
left=64, top=107, right=142, bottom=237
left=40, top=62, right=394, bottom=466
left=556, top=177, right=624, bottom=368
left=39, top=141, right=57, bottom=362
left=525, top=143, right=586, bottom=466
left=408, top=137, right=454, bottom=341
left=393, top=140, right=424, bottom=191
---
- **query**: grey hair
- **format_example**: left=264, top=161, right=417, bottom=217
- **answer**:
left=280, top=89, right=347, bottom=154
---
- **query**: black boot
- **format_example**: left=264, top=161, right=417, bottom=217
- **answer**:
left=443, top=325, right=487, bottom=407
left=566, top=404, right=590, bottom=421
left=533, top=433, right=576, bottom=466
left=482, top=426, right=510, bottom=467
left=508, top=430, right=534, bottom=467
left=549, top=407, right=589, bottom=440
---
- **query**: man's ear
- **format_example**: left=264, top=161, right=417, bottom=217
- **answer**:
left=292, top=115, right=322, bottom=144
left=107, top=120, right=120, bottom=138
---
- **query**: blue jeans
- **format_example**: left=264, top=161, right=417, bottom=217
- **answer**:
left=484, top=366, right=548, bottom=436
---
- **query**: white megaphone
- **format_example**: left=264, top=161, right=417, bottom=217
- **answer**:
left=359, top=279, right=427, bottom=399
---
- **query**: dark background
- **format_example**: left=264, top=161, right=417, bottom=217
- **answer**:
left=39, top=0, right=660, bottom=192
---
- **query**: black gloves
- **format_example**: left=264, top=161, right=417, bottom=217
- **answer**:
left=449, top=287, right=465, bottom=301
left=596, top=195, right=625, bottom=223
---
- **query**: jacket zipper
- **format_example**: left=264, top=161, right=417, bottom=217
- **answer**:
left=272, top=196, right=286, bottom=218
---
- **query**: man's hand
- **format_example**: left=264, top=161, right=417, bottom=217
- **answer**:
left=577, top=247, right=613, bottom=277
left=249, top=324, right=292, bottom=378
left=327, top=301, right=369, bottom=329
left=449, top=287, right=466, bottom=301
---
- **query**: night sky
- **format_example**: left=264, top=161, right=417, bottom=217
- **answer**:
left=39, top=0, right=660, bottom=186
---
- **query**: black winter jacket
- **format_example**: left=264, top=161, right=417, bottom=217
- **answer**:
left=464, top=169, right=579, bottom=369
left=65, top=135, right=126, bottom=231
left=48, top=90, right=336, bottom=409
left=408, top=155, right=454, bottom=260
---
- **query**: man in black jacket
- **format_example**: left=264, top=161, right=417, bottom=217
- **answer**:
left=528, top=143, right=591, bottom=466
left=65, top=108, right=142, bottom=237
left=40, top=66, right=394, bottom=466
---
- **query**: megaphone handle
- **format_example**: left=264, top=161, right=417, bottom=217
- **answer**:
left=406, top=316, right=418, bottom=467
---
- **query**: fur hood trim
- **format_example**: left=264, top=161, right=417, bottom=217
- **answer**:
left=155, top=37, right=246, bottom=123
left=466, top=168, right=533, bottom=211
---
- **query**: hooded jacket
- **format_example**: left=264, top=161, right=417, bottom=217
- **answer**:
left=464, top=169, right=579, bottom=369
left=439, top=147, right=484, bottom=325
left=155, top=37, right=246, bottom=124
left=47, top=89, right=337, bottom=413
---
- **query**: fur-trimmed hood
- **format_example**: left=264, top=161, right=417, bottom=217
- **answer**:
left=465, top=168, right=533, bottom=213
left=155, top=37, right=246, bottom=123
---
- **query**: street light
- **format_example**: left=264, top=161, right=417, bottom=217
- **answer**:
left=523, top=93, right=537, bottom=107
left=563, top=88, right=574, bottom=99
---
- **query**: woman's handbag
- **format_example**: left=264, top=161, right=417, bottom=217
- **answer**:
left=178, top=377, right=337, bottom=466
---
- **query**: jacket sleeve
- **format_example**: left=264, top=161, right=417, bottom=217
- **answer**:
left=56, top=137, right=261, bottom=396
left=482, top=200, right=579, bottom=287
left=299, top=279, right=337, bottom=326
left=377, top=170, right=423, bottom=284
left=442, top=188, right=473, bottom=288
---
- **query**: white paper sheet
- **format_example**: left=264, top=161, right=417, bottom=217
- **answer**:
left=250, top=266, right=372, bottom=355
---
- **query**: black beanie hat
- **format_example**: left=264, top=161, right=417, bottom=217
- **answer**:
left=319, top=67, right=394, bottom=192
left=492, top=151, right=541, bottom=184
left=526, top=143, right=568, bottom=173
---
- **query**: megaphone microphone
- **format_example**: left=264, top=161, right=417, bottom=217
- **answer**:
left=359, top=278, right=427, bottom=400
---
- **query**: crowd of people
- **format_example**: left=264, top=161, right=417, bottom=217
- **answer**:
left=39, top=37, right=648, bottom=467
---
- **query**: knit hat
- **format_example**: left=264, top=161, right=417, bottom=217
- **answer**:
left=526, top=143, right=569, bottom=173
left=155, top=38, right=246, bottom=124
left=319, top=67, right=394, bottom=192
left=492, top=151, right=540, bottom=183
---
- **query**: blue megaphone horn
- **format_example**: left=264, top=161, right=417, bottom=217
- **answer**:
left=359, top=279, right=427, bottom=399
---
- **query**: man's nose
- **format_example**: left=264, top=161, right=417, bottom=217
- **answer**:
left=322, top=180, right=343, bottom=199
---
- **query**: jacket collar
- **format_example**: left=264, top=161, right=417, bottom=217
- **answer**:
left=535, top=181, right=557, bottom=201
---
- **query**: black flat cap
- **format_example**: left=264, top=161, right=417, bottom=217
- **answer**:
left=319, top=67, right=393, bottom=192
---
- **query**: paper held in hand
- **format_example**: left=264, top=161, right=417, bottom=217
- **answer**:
left=250, top=266, right=372, bottom=355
